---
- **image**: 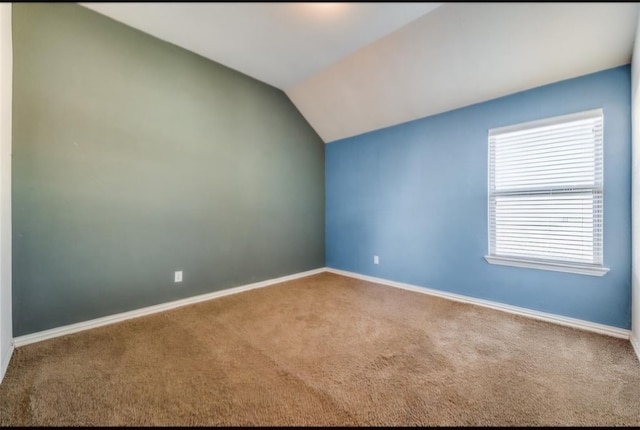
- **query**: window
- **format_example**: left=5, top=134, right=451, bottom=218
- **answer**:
left=485, top=109, right=609, bottom=276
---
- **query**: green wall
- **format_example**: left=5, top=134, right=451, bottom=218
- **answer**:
left=12, top=3, right=325, bottom=336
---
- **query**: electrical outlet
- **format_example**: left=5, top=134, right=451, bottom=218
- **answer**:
left=174, top=270, right=183, bottom=283
left=374, top=255, right=379, bottom=265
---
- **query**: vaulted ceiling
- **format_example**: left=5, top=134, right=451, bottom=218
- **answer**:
left=81, top=2, right=639, bottom=143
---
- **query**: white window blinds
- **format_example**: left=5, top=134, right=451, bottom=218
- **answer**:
left=487, top=109, right=606, bottom=275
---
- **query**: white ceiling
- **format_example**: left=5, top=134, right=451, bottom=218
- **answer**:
left=80, top=2, right=442, bottom=89
left=80, top=2, right=639, bottom=143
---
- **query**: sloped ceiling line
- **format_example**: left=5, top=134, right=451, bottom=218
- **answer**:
left=81, top=2, right=640, bottom=143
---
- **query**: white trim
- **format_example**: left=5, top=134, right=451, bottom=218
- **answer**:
left=631, top=334, right=640, bottom=363
left=13, top=266, right=631, bottom=349
left=484, top=255, right=610, bottom=277
left=0, top=341, right=13, bottom=383
left=0, top=2, right=12, bottom=388
left=13, top=268, right=325, bottom=347
left=326, top=267, right=630, bottom=339
left=488, top=108, right=604, bottom=136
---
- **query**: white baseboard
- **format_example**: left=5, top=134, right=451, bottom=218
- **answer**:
left=13, top=268, right=325, bottom=348
left=326, top=267, right=631, bottom=340
left=0, top=341, right=14, bottom=383
left=631, top=333, right=640, bottom=363
left=12, top=266, right=631, bottom=349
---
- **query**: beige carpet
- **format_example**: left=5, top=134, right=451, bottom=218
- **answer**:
left=1, top=272, right=639, bottom=426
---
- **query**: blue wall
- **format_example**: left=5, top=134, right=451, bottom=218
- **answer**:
left=326, top=65, right=631, bottom=329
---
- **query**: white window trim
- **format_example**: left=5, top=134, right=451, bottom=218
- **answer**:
left=485, top=109, right=610, bottom=277
left=484, top=255, right=609, bottom=276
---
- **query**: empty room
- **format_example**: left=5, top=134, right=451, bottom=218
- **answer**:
left=1, top=2, right=640, bottom=426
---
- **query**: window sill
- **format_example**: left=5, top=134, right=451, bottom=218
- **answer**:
left=484, top=255, right=610, bottom=277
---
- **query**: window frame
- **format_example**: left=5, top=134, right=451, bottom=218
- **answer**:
left=484, top=109, right=609, bottom=276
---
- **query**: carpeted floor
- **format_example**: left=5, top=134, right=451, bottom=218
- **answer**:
left=1, top=272, right=639, bottom=426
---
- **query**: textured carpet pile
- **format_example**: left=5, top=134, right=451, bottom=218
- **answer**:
left=1, top=272, right=639, bottom=426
